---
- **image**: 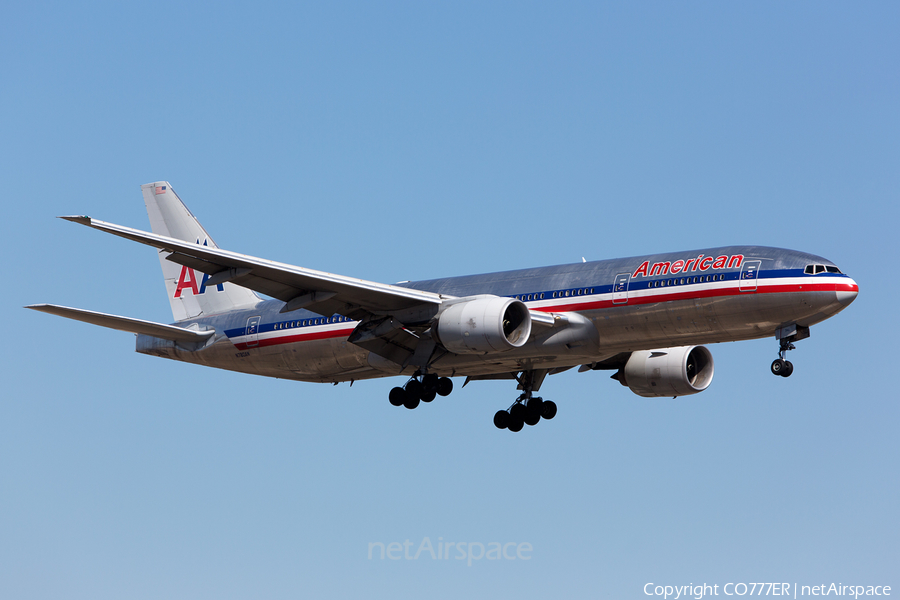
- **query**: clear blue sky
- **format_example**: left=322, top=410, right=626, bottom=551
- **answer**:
left=2, top=2, right=897, bottom=598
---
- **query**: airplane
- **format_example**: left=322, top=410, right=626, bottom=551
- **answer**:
left=27, top=181, right=859, bottom=432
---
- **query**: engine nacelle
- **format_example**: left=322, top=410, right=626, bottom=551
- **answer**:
left=434, top=295, right=532, bottom=354
left=618, top=345, right=714, bottom=398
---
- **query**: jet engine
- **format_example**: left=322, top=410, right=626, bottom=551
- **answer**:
left=616, top=345, right=714, bottom=397
left=433, top=295, right=532, bottom=354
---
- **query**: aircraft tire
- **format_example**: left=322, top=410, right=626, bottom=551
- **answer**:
left=422, top=373, right=439, bottom=391
left=541, top=400, right=558, bottom=420
left=389, top=387, right=407, bottom=407
left=421, top=389, right=436, bottom=403
left=507, top=416, right=524, bottom=432
left=524, top=405, right=541, bottom=426
left=405, top=379, right=424, bottom=399
left=403, top=395, right=420, bottom=410
left=493, top=410, right=510, bottom=429
left=436, top=377, right=453, bottom=397
left=780, top=361, right=794, bottom=377
left=771, top=359, right=786, bottom=376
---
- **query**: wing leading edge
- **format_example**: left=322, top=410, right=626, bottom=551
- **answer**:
left=57, top=215, right=562, bottom=367
left=60, top=215, right=444, bottom=321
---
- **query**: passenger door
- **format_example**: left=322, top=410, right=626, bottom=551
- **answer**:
left=613, top=273, right=631, bottom=304
left=739, top=260, right=761, bottom=292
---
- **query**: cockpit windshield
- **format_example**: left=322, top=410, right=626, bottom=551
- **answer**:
left=804, top=264, right=842, bottom=275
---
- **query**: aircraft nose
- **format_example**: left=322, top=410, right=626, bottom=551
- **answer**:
left=836, top=277, right=859, bottom=307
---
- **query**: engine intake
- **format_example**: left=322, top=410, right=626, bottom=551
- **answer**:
left=618, top=345, right=714, bottom=397
left=434, top=295, right=532, bottom=354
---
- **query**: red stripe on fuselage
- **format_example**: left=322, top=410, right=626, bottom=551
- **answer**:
left=230, top=280, right=856, bottom=350
left=533, top=281, right=852, bottom=314
left=233, top=326, right=356, bottom=351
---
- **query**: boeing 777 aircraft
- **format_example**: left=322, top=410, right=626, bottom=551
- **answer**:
left=28, top=182, right=859, bottom=432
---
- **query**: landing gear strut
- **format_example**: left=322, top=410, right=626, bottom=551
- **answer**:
left=771, top=323, right=809, bottom=378
left=770, top=340, right=795, bottom=378
left=388, top=372, right=453, bottom=409
left=493, top=370, right=557, bottom=432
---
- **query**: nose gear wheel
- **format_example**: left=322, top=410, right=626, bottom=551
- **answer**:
left=771, top=339, right=796, bottom=378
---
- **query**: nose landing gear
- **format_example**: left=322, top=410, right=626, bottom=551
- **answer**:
left=771, top=324, right=810, bottom=378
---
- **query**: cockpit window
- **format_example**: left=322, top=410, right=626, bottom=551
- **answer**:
left=805, top=263, right=843, bottom=275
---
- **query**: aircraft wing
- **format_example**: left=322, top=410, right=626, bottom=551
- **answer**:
left=25, top=304, right=215, bottom=343
left=61, top=216, right=445, bottom=321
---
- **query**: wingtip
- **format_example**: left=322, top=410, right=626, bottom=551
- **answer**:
left=59, top=215, right=92, bottom=225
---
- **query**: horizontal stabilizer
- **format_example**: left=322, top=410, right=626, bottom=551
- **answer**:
left=25, top=304, right=215, bottom=343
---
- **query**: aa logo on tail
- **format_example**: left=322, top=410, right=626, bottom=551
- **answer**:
left=173, top=239, right=224, bottom=298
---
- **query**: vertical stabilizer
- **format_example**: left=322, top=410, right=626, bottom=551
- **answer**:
left=141, top=181, right=259, bottom=321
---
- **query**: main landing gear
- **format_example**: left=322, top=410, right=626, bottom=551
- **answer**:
left=388, top=373, right=453, bottom=410
left=493, top=394, right=557, bottom=433
left=493, top=370, right=557, bottom=433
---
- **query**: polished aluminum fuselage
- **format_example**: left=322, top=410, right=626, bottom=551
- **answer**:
left=136, top=245, right=857, bottom=383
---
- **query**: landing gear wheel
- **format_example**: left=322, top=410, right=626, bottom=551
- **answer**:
left=772, top=333, right=802, bottom=378
left=436, top=377, right=453, bottom=397
left=524, top=399, right=542, bottom=426
left=507, top=415, right=524, bottom=432
left=389, top=387, right=407, bottom=407
left=405, top=379, right=423, bottom=399
left=540, top=400, right=557, bottom=420
left=422, top=373, right=439, bottom=391
left=402, top=394, right=420, bottom=410
left=493, top=410, right=510, bottom=429
left=420, top=389, right=436, bottom=403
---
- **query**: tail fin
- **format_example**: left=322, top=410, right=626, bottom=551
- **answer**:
left=141, top=181, right=259, bottom=321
